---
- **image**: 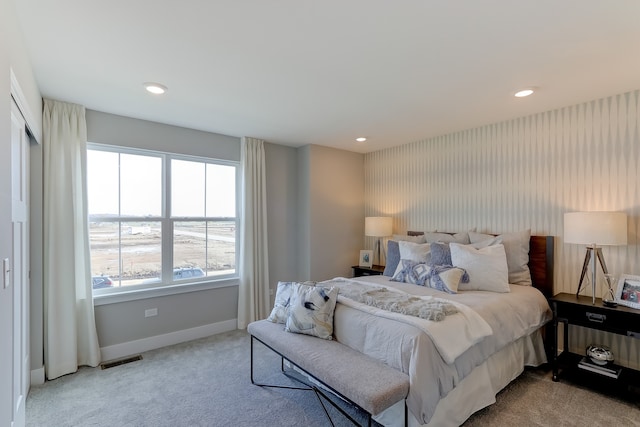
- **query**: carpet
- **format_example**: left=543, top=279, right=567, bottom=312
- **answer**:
left=26, top=329, right=640, bottom=426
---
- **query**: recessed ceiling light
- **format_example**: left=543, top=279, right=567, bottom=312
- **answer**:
left=144, top=82, right=168, bottom=95
left=356, top=137, right=367, bottom=142
left=514, top=88, right=535, bottom=97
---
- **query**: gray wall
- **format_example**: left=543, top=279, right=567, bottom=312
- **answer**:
left=264, top=142, right=299, bottom=287
left=298, top=145, right=365, bottom=280
left=86, top=110, right=240, bottom=159
left=95, top=286, right=238, bottom=347
left=297, top=146, right=312, bottom=279
left=29, top=142, right=43, bottom=373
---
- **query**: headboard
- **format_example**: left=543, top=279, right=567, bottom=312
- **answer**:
left=406, top=232, right=555, bottom=298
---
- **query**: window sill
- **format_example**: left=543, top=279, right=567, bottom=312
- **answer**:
left=93, top=277, right=239, bottom=306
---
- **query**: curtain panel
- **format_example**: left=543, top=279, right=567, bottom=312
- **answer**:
left=238, top=137, right=270, bottom=329
left=43, top=99, right=100, bottom=379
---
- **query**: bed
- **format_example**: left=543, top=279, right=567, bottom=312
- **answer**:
left=320, top=231, right=554, bottom=427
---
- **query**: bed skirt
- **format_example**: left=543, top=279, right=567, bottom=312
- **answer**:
left=374, top=328, right=547, bottom=427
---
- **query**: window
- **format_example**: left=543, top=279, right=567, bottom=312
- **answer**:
left=87, top=145, right=238, bottom=294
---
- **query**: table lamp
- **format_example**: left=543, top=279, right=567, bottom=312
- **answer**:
left=365, top=216, right=392, bottom=266
left=564, top=211, right=627, bottom=304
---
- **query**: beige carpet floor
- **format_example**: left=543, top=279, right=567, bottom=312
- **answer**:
left=26, top=329, right=640, bottom=426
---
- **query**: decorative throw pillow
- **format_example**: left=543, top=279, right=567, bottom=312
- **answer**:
left=285, top=283, right=338, bottom=340
left=267, top=281, right=297, bottom=323
left=425, top=265, right=468, bottom=294
left=469, top=229, right=531, bottom=286
left=267, top=280, right=316, bottom=323
left=383, top=240, right=400, bottom=277
left=424, top=231, right=470, bottom=244
left=429, top=242, right=452, bottom=266
left=393, top=241, right=431, bottom=276
left=450, top=243, right=510, bottom=293
left=399, top=240, right=431, bottom=261
left=391, top=259, right=431, bottom=285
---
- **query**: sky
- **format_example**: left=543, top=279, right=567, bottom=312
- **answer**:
left=87, top=150, right=236, bottom=218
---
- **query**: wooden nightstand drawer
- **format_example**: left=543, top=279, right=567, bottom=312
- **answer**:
left=556, top=296, right=640, bottom=336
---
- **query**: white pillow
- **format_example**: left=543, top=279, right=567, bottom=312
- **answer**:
left=267, top=281, right=297, bottom=323
left=469, top=229, right=531, bottom=286
left=450, top=243, right=510, bottom=293
left=424, top=231, right=470, bottom=244
left=393, top=241, right=431, bottom=276
left=267, top=280, right=316, bottom=323
left=285, top=283, right=338, bottom=340
left=392, top=234, right=427, bottom=243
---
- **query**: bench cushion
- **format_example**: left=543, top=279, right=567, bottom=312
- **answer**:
left=248, top=319, right=409, bottom=416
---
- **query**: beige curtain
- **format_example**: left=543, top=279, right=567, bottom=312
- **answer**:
left=238, top=137, right=270, bottom=329
left=43, top=99, right=100, bottom=379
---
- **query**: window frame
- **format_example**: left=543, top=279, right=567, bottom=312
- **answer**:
left=87, top=143, right=240, bottom=301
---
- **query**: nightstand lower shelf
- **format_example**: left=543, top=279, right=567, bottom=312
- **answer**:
left=553, top=351, right=640, bottom=401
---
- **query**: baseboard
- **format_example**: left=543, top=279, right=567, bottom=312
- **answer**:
left=30, top=365, right=45, bottom=386
left=100, top=318, right=237, bottom=362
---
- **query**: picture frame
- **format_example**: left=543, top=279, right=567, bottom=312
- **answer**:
left=615, top=274, right=640, bottom=310
left=359, top=250, right=373, bottom=268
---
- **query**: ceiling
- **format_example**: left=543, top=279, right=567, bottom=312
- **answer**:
left=13, top=0, right=640, bottom=153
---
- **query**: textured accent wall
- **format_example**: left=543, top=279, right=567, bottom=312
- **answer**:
left=364, top=90, right=640, bottom=368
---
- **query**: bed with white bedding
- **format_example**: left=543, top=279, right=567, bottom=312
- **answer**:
left=327, top=232, right=554, bottom=426
left=328, top=276, right=550, bottom=426
left=263, top=232, right=554, bottom=426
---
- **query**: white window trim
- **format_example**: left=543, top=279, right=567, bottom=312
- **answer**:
left=93, top=277, right=239, bottom=306
left=88, top=143, right=240, bottom=301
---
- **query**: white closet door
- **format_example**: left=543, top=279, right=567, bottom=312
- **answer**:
left=10, top=98, right=29, bottom=427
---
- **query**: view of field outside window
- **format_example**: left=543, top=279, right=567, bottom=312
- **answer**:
left=87, top=148, right=237, bottom=290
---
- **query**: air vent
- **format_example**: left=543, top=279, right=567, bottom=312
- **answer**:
left=100, top=355, right=142, bottom=370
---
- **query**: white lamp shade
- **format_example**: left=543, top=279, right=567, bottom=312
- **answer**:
left=365, top=216, right=393, bottom=237
left=564, top=211, right=627, bottom=246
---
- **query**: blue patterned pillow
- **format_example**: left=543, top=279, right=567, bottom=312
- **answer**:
left=383, top=240, right=400, bottom=276
left=429, top=242, right=452, bottom=266
left=285, top=283, right=338, bottom=340
left=426, top=265, right=469, bottom=294
left=391, top=259, right=431, bottom=286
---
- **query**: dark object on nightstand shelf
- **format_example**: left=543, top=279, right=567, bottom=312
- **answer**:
left=549, top=292, right=640, bottom=401
left=351, top=265, right=385, bottom=277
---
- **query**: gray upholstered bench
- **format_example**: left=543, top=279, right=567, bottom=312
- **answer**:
left=248, top=319, right=409, bottom=427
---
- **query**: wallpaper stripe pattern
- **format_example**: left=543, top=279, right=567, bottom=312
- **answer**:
left=365, top=90, right=640, bottom=369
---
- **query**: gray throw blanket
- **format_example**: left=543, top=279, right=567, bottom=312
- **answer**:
left=331, top=282, right=458, bottom=322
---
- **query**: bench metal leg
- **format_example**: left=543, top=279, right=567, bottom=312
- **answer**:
left=251, top=334, right=309, bottom=391
left=250, top=334, right=377, bottom=427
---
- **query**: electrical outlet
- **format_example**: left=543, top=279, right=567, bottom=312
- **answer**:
left=269, top=288, right=274, bottom=296
left=145, top=308, right=158, bottom=317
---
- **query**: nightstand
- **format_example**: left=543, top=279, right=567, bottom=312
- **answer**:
left=549, top=292, right=640, bottom=400
left=351, top=265, right=385, bottom=277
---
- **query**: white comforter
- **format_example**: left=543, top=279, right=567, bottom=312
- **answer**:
left=326, top=278, right=492, bottom=364
left=326, top=276, right=552, bottom=424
